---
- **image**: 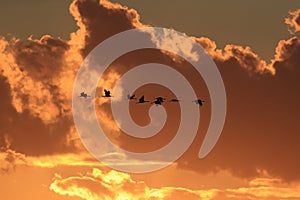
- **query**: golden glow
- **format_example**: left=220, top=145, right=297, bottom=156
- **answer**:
left=0, top=0, right=300, bottom=200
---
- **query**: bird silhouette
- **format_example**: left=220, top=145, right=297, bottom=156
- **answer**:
left=193, top=99, right=205, bottom=106
left=151, top=96, right=165, bottom=106
left=137, top=95, right=149, bottom=104
left=127, top=94, right=136, bottom=100
left=103, top=89, right=111, bottom=97
left=169, top=98, right=180, bottom=102
left=79, top=92, right=90, bottom=98
left=155, top=97, right=165, bottom=102
left=152, top=99, right=162, bottom=106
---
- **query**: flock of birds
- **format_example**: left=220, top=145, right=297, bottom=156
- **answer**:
left=79, top=89, right=205, bottom=106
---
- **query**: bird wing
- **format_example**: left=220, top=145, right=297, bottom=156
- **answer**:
left=140, top=95, right=145, bottom=101
left=104, top=89, right=110, bottom=95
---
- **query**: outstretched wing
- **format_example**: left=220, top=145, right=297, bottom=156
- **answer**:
left=104, top=89, right=110, bottom=96
left=198, top=99, right=205, bottom=106
left=140, top=95, right=145, bottom=101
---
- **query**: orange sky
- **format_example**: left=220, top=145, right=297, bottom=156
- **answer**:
left=0, top=0, right=300, bottom=199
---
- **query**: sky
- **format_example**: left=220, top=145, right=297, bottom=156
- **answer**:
left=0, top=0, right=300, bottom=200
left=0, top=0, right=299, bottom=59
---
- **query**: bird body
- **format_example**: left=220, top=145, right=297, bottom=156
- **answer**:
left=194, top=99, right=205, bottom=106
left=169, top=98, right=180, bottom=102
left=152, top=99, right=162, bottom=105
left=137, top=95, right=149, bottom=104
left=127, top=94, right=136, bottom=100
left=151, top=96, right=165, bottom=105
left=155, top=97, right=165, bottom=102
left=79, top=92, right=90, bottom=98
left=103, top=89, right=111, bottom=97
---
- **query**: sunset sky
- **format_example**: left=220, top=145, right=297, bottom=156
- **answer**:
left=0, top=0, right=300, bottom=200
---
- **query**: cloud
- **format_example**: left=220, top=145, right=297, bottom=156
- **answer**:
left=0, top=149, right=27, bottom=173
left=139, top=17, right=299, bottom=182
left=0, top=0, right=144, bottom=156
left=220, top=177, right=300, bottom=200
left=0, top=35, right=74, bottom=121
left=0, top=149, right=105, bottom=170
left=70, top=0, right=143, bottom=57
left=176, top=34, right=300, bottom=181
left=285, top=9, right=300, bottom=34
left=195, top=37, right=274, bottom=75
left=50, top=168, right=300, bottom=200
left=0, top=34, right=82, bottom=155
left=0, top=0, right=300, bottom=184
left=0, top=0, right=87, bottom=156
left=273, top=36, right=300, bottom=70
left=50, top=168, right=218, bottom=200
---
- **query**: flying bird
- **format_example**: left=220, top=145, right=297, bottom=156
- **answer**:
left=79, top=92, right=90, bottom=98
left=193, top=99, right=205, bottom=106
left=169, top=98, right=180, bottom=102
left=127, top=94, right=136, bottom=100
left=155, top=97, right=165, bottom=102
left=137, top=95, right=149, bottom=104
left=152, top=99, right=163, bottom=106
left=151, top=96, right=165, bottom=106
left=103, top=89, right=112, bottom=97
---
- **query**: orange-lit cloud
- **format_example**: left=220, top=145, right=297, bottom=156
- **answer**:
left=221, top=177, right=300, bottom=200
left=50, top=168, right=218, bottom=200
left=70, top=0, right=144, bottom=57
left=0, top=149, right=103, bottom=170
left=0, top=0, right=147, bottom=157
left=50, top=168, right=300, bottom=200
left=285, top=9, right=300, bottom=34
left=0, top=35, right=75, bottom=123
left=0, top=149, right=27, bottom=173
left=0, top=0, right=299, bottom=185
left=195, top=37, right=274, bottom=75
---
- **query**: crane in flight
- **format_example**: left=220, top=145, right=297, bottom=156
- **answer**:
left=127, top=94, right=136, bottom=100
left=193, top=99, right=205, bottom=106
left=103, top=89, right=112, bottom=97
left=79, top=92, right=90, bottom=98
left=137, top=95, right=149, bottom=104
left=155, top=97, right=165, bottom=103
left=151, top=96, right=166, bottom=106
left=169, top=98, right=180, bottom=102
